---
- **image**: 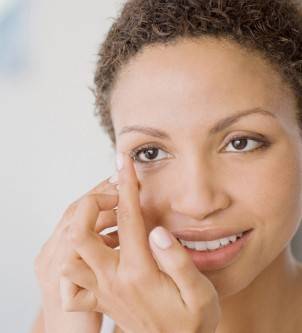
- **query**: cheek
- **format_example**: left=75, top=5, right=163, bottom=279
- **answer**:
left=138, top=177, right=170, bottom=230
left=209, top=149, right=302, bottom=297
left=239, top=145, right=302, bottom=264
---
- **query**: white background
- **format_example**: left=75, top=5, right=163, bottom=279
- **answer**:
left=1, top=1, right=301, bottom=332
left=0, top=1, right=122, bottom=331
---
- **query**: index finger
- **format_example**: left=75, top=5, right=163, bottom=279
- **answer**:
left=116, top=153, right=157, bottom=273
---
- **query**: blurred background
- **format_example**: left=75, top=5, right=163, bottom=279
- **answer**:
left=0, top=0, right=301, bottom=332
left=0, top=0, right=121, bottom=331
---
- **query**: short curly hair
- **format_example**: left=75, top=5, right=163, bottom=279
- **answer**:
left=93, top=0, right=302, bottom=147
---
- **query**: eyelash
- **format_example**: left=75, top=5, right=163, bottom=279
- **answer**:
left=129, top=135, right=270, bottom=164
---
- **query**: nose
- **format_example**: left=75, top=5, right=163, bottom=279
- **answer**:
left=170, top=157, right=230, bottom=221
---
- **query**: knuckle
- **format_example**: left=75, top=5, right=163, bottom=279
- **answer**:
left=62, top=201, right=79, bottom=219
left=77, top=194, right=98, bottom=211
left=85, top=193, right=110, bottom=209
left=81, top=182, right=104, bottom=197
left=81, top=194, right=95, bottom=204
left=68, top=224, right=89, bottom=245
left=61, top=224, right=71, bottom=239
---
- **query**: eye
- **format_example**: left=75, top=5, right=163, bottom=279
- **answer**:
left=223, top=135, right=269, bottom=153
left=130, top=143, right=169, bottom=164
left=129, top=136, right=269, bottom=164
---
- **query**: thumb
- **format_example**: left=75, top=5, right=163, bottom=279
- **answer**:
left=148, top=226, right=218, bottom=309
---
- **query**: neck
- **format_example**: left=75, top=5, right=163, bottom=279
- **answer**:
left=216, top=246, right=302, bottom=333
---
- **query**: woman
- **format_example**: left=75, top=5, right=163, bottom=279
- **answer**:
left=31, top=0, right=302, bottom=332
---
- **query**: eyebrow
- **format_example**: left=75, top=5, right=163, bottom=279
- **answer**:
left=118, top=107, right=277, bottom=139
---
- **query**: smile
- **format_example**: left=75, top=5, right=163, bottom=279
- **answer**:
left=177, top=231, right=244, bottom=251
left=178, top=229, right=254, bottom=271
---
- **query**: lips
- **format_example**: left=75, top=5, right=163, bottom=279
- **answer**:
left=171, top=227, right=253, bottom=242
left=183, top=229, right=254, bottom=271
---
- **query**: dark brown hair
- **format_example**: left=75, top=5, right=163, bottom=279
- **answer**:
left=93, top=0, right=302, bottom=147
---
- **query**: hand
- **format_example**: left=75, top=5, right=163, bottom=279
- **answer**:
left=34, top=178, right=119, bottom=333
left=60, top=153, right=221, bottom=333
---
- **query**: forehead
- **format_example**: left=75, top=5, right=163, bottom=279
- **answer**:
left=110, top=38, right=295, bottom=134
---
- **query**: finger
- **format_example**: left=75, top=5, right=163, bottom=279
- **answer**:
left=60, top=276, right=97, bottom=312
left=61, top=254, right=97, bottom=291
left=68, top=194, right=119, bottom=273
left=54, top=176, right=118, bottom=236
left=73, top=192, right=119, bottom=232
left=116, top=153, right=156, bottom=272
left=96, top=209, right=120, bottom=247
left=95, top=209, right=117, bottom=233
left=148, top=226, right=218, bottom=310
left=41, top=178, right=119, bottom=265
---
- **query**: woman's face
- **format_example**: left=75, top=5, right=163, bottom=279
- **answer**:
left=110, top=38, right=302, bottom=297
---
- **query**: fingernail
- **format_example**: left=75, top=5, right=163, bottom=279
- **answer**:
left=116, top=153, right=124, bottom=171
left=150, top=226, right=173, bottom=250
left=109, top=172, right=118, bottom=184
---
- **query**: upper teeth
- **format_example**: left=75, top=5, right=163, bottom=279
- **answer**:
left=178, top=232, right=243, bottom=251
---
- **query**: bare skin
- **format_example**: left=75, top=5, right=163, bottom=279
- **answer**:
left=32, top=181, right=119, bottom=333
left=32, top=37, right=302, bottom=332
left=108, top=37, right=302, bottom=333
